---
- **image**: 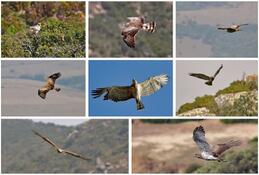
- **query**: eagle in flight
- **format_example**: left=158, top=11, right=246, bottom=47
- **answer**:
left=38, top=72, right=61, bottom=99
left=121, top=16, right=156, bottom=48
left=217, top=24, right=248, bottom=33
left=32, top=130, right=91, bottom=161
left=189, top=64, right=223, bottom=86
left=92, top=74, right=168, bottom=110
left=193, top=126, right=241, bottom=162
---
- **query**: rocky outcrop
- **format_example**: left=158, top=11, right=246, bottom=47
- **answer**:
left=178, top=107, right=216, bottom=116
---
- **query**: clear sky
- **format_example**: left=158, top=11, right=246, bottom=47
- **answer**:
left=89, top=60, right=173, bottom=116
left=176, top=60, right=258, bottom=110
left=32, top=119, right=87, bottom=126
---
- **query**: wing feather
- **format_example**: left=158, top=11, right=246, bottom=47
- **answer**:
left=63, top=149, right=91, bottom=161
left=32, top=130, right=61, bottom=150
left=213, top=64, right=223, bottom=78
left=122, top=27, right=139, bottom=48
left=193, top=126, right=212, bottom=154
left=213, top=140, right=241, bottom=157
left=189, top=73, right=211, bottom=80
left=139, top=74, right=168, bottom=96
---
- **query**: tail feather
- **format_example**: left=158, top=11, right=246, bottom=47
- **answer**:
left=92, top=88, right=107, bottom=98
left=136, top=100, right=144, bottom=110
left=142, top=21, right=156, bottom=33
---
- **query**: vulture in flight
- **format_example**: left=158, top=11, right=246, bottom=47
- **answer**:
left=38, top=72, right=61, bottom=99
left=193, top=126, right=241, bottom=162
left=121, top=16, right=156, bottom=48
left=92, top=74, right=168, bottom=110
left=217, top=24, right=248, bottom=33
left=32, top=130, right=91, bottom=161
left=189, top=64, right=223, bottom=86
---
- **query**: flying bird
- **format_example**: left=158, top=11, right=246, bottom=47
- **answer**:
left=121, top=16, right=156, bottom=48
left=32, top=130, right=91, bottom=161
left=193, top=125, right=241, bottom=162
left=29, top=23, right=41, bottom=34
left=38, top=72, right=61, bottom=99
left=217, top=24, right=248, bottom=33
left=189, top=64, right=223, bottom=86
left=92, top=74, right=168, bottom=110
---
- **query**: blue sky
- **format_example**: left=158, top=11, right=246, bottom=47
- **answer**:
left=89, top=60, right=173, bottom=116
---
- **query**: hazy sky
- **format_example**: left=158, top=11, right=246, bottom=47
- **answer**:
left=89, top=60, right=173, bottom=116
left=31, top=119, right=87, bottom=126
left=176, top=60, right=258, bottom=110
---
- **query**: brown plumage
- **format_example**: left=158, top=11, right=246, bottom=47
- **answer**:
left=217, top=24, right=248, bottom=33
left=121, top=16, right=156, bottom=48
left=32, top=130, right=91, bottom=161
left=38, top=72, right=61, bottom=99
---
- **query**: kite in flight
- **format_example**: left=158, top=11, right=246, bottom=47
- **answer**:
left=121, top=16, right=156, bottom=48
left=32, top=130, right=91, bottom=161
left=217, top=24, right=248, bottom=33
left=92, top=74, right=168, bottom=110
left=193, top=125, right=241, bottom=162
left=38, top=72, right=61, bottom=99
left=189, top=64, right=223, bottom=86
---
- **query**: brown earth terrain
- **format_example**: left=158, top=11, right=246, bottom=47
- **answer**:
left=132, top=119, right=258, bottom=173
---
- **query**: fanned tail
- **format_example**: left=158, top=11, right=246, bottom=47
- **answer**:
left=142, top=21, right=156, bottom=33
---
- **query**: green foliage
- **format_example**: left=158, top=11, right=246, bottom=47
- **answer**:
left=89, top=2, right=172, bottom=57
left=220, top=119, right=257, bottom=124
left=1, top=2, right=85, bottom=58
left=185, top=164, right=202, bottom=173
left=195, top=142, right=258, bottom=173
left=216, top=80, right=258, bottom=96
left=218, top=94, right=258, bottom=116
left=177, top=95, right=218, bottom=114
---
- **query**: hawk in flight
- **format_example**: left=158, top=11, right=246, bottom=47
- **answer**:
left=38, top=72, right=61, bottom=99
left=29, top=23, right=41, bottom=34
left=193, top=126, right=241, bottom=162
left=121, top=16, right=156, bottom=48
left=92, top=74, right=168, bottom=110
left=189, top=64, right=223, bottom=86
left=217, top=24, right=248, bottom=33
left=32, top=130, right=91, bottom=161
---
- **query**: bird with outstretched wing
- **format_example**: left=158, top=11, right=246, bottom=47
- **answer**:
left=193, top=125, right=241, bottom=162
left=189, top=64, right=223, bottom=86
left=121, top=16, right=156, bottom=48
left=92, top=74, right=168, bottom=110
left=38, top=72, right=61, bottom=99
left=217, top=24, right=248, bottom=33
left=32, top=130, right=91, bottom=161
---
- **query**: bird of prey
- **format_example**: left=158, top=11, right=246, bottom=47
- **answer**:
left=193, top=125, right=241, bottom=162
left=217, top=24, right=248, bottom=33
left=38, top=72, right=61, bottom=99
left=121, top=16, right=156, bottom=48
left=189, top=64, right=223, bottom=86
left=92, top=74, right=168, bottom=110
left=32, top=130, right=91, bottom=161
left=29, top=23, right=41, bottom=34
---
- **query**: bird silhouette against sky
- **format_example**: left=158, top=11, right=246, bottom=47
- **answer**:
left=189, top=64, right=223, bottom=86
left=217, top=24, right=248, bottom=33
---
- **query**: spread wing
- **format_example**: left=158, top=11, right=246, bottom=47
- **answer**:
left=122, top=27, right=139, bottom=48
left=49, top=72, right=61, bottom=81
left=213, top=140, right=241, bottom=157
left=238, top=24, right=248, bottom=27
left=213, top=64, right=223, bottom=78
left=32, top=130, right=61, bottom=150
left=92, top=86, right=134, bottom=102
left=193, top=126, right=212, bottom=154
left=63, top=149, right=91, bottom=161
left=217, top=27, right=228, bottom=30
left=189, top=73, right=211, bottom=80
left=139, top=74, right=168, bottom=96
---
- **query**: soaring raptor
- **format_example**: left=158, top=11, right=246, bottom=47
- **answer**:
left=121, top=16, right=156, bottom=48
left=32, top=130, right=91, bottom=161
left=217, top=24, right=248, bottom=33
left=189, top=64, right=223, bottom=86
left=38, top=72, right=61, bottom=99
left=193, top=126, right=241, bottom=162
left=92, top=74, right=168, bottom=110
